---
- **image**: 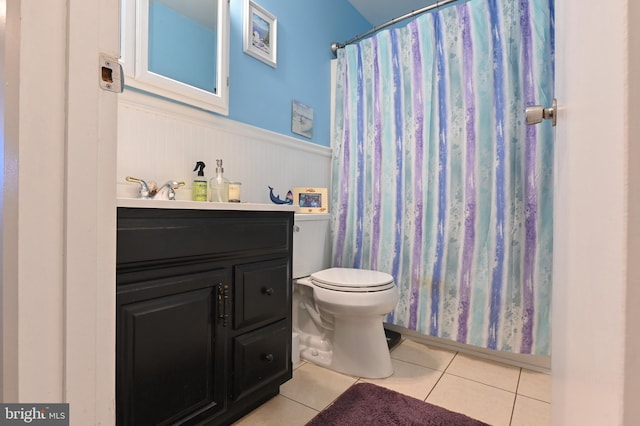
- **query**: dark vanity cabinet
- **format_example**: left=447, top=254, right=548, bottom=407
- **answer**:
left=116, top=207, right=294, bottom=426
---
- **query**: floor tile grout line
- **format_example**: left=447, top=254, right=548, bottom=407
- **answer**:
left=422, top=352, right=458, bottom=402
left=514, top=367, right=523, bottom=394
left=285, top=362, right=360, bottom=412
left=422, top=369, right=447, bottom=402
left=515, top=394, right=552, bottom=404
left=443, top=353, right=525, bottom=394
left=390, top=355, right=455, bottom=373
left=442, top=370, right=520, bottom=394
left=279, top=392, right=322, bottom=414
left=508, top=368, right=523, bottom=426
left=443, top=351, right=459, bottom=371
left=388, top=348, right=460, bottom=377
left=315, top=377, right=362, bottom=411
left=509, top=366, right=552, bottom=404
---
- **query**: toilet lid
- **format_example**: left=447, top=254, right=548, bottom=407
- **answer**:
left=310, top=268, right=395, bottom=292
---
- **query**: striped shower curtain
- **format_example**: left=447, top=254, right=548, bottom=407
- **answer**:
left=331, top=0, right=554, bottom=355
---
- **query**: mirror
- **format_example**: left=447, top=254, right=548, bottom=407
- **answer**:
left=120, top=0, right=229, bottom=115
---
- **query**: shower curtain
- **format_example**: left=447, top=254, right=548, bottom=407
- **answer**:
left=331, top=0, right=554, bottom=355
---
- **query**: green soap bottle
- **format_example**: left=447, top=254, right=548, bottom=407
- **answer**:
left=192, top=161, right=208, bottom=201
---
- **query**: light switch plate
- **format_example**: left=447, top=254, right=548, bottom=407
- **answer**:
left=99, top=53, right=124, bottom=93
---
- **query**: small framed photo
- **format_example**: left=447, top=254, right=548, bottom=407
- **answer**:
left=291, top=100, right=314, bottom=139
left=243, top=0, right=277, bottom=68
left=293, top=187, right=328, bottom=214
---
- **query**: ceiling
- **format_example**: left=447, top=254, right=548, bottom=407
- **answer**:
left=347, top=0, right=439, bottom=27
left=154, top=0, right=439, bottom=35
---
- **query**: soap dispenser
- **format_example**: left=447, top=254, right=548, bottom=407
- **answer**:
left=210, top=159, right=229, bottom=202
left=192, top=161, right=208, bottom=201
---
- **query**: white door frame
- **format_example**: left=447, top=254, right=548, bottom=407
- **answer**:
left=2, top=0, right=118, bottom=423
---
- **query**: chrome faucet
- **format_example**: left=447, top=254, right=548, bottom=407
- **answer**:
left=125, top=176, right=151, bottom=199
left=153, top=181, right=185, bottom=200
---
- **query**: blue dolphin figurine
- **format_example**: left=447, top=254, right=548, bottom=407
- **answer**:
left=268, top=186, right=294, bottom=205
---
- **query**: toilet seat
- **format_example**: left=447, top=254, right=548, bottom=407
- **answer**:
left=310, top=268, right=395, bottom=292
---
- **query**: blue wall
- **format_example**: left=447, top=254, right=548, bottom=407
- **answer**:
left=228, top=0, right=370, bottom=146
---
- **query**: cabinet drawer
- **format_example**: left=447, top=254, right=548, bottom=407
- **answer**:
left=232, top=320, right=291, bottom=401
left=234, top=258, right=290, bottom=329
left=117, top=208, right=293, bottom=265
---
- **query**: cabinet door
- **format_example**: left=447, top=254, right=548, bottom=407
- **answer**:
left=117, top=269, right=227, bottom=426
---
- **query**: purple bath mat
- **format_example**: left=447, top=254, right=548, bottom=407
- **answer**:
left=306, top=382, right=489, bottom=426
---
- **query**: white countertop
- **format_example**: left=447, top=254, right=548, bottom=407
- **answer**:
left=117, top=197, right=299, bottom=212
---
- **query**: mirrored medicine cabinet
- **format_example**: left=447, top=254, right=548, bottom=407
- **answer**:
left=120, top=0, right=229, bottom=115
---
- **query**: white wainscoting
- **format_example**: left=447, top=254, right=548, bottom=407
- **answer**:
left=117, top=90, right=332, bottom=204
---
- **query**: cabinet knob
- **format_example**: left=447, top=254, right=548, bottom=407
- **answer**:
left=262, top=287, right=274, bottom=296
left=262, top=353, right=274, bottom=363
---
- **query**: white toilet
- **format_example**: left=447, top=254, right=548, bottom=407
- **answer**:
left=292, top=214, right=399, bottom=379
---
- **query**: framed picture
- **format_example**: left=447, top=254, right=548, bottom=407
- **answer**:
left=293, top=187, right=328, bottom=214
left=243, top=0, right=277, bottom=68
left=291, top=100, right=314, bottom=139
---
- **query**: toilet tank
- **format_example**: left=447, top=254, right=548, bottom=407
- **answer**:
left=293, top=214, right=331, bottom=279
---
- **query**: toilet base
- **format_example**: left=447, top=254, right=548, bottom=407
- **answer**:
left=297, top=314, right=393, bottom=379
left=300, top=345, right=332, bottom=368
left=331, top=315, right=393, bottom=378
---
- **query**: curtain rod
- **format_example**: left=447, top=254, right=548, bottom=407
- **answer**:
left=330, top=0, right=459, bottom=55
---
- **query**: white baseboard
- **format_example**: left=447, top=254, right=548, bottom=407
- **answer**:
left=385, top=323, right=551, bottom=373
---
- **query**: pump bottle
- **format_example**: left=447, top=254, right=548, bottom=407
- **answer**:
left=210, top=159, right=229, bottom=202
left=192, top=161, right=208, bottom=201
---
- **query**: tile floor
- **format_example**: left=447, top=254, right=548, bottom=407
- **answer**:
left=233, top=338, right=551, bottom=426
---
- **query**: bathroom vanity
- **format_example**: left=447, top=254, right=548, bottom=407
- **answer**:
left=116, top=201, right=295, bottom=425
